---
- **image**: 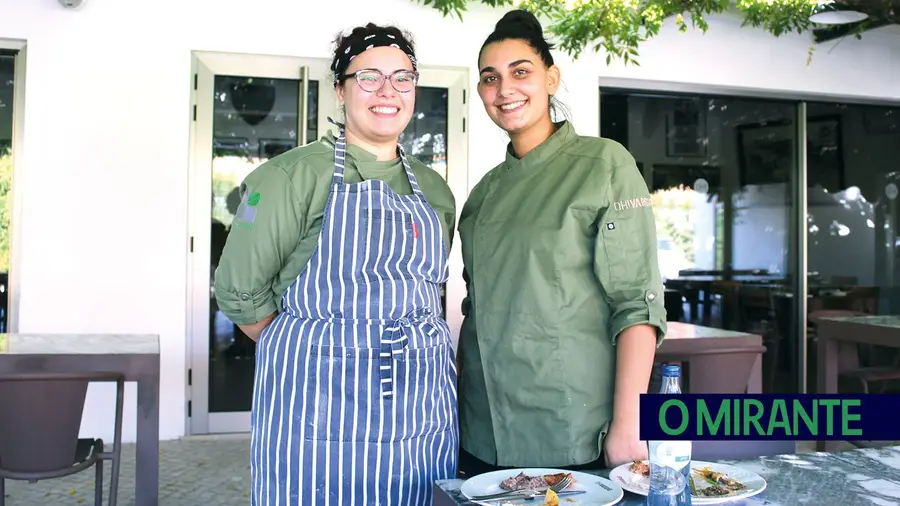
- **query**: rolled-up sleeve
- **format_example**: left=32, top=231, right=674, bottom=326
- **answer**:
left=593, top=151, right=667, bottom=346
left=214, top=162, right=303, bottom=325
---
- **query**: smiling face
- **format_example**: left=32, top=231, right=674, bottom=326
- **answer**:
left=477, top=38, right=560, bottom=135
left=337, top=46, right=416, bottom=145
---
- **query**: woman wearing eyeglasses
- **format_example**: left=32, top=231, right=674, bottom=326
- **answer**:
left=214, top=23, right=458, bottom=506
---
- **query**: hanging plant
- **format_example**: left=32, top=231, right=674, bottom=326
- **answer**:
left=414, top=0, right=891, bottom=65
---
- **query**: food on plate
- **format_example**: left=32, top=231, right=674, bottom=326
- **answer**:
left=543, top=488, right=559, bottom=506
left=691, top=465, right=747, bottom=495
left=629, top=460, right=650, bottom=477
left=544, top=473, right=572, bottom=487
left=625, top=461, right=749, bottom=498
left=499, top=471, right=575, bottom=491
left=500, top=472, right=545, bottom=491
left=694, top=484, right=732, bottom=497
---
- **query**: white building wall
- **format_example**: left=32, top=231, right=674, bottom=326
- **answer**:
left=0, top=0, right=897, bottom=443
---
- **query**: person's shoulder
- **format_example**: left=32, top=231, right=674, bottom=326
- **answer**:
left=268, top=137, right=337, bottom=175
left=470, top=157, right=508, bottom=197
left=244, top=137, right=336, bottom=187
left=407, top=156, right=455, bottom=206
left=563, top=134, right=635, bottom=167
left=471, top=158, right=507, bottom=193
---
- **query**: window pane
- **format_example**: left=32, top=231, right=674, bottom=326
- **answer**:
left=601, top=90, right=801, bottom=394
left=804, top=102, right=900, bottom=393
left=0, top=53, right=14, bottom=333
left=399, top=86, right=448, bottom=177
left=209, top=76, right=317, bottom=413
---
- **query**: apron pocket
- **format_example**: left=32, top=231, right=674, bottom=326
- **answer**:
left=361, top=209, right=419, bottom=278
left=301, top=342, right=456, bottom=443
left=389, top=342, right=456, bottom=442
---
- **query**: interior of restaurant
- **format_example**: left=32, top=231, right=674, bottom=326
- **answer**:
left=600, top=88, right=900, bottom=397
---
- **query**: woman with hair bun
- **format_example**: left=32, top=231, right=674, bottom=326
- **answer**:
left=215, top=22, right=458, bottom=506
left=456, top=9, right=667, bottom=474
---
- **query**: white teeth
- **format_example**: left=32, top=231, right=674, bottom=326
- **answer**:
left=371, top=107, right=398, bottom=114
left=501, top=101, right=526, bottom=111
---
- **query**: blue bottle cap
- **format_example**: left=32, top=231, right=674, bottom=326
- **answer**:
left=662, top=364, right=681, bottom=377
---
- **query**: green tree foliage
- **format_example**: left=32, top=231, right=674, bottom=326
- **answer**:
left=415, top=0, right=875, bottom=64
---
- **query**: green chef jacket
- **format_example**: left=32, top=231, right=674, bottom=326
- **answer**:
left=457, top=120, right=667, bottom=467
left=214, top=133, right=457, bottom=325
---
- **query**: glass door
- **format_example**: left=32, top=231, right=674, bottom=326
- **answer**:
left=600, top=89, right=801, bottom=395
left=0, top=50, right=16, bottom=334
left=188, top=52, right=336, bottom=434
left=188, top=52, right=468, bottom=434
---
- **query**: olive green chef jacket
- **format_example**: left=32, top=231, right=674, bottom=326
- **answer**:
left=457, top=120, right=667, bottom=467
left=214, top=133, right=457, bottom=325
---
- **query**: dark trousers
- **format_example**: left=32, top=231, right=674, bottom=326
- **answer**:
left=458, top=448, right=605, bottom=478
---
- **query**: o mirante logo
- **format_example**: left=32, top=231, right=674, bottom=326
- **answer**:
left=640, top=394, right=900, bottom=441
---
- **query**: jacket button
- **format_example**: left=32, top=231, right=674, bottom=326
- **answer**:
left=240, top=293, right=250, bottom=301
left=646, top=290, right=656, bottom=302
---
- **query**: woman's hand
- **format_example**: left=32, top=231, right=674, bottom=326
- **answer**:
left=604, top=324, right=656, bottom=468
left=603, top=421, right=648, bottom=468
left=238, top=312, right=276, bottom=342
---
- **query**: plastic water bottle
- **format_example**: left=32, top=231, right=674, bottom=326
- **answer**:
left=647, top=364, right=692, bottom=506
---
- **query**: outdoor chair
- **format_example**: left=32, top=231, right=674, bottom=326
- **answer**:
left=0, top=371, right=124, bottom=506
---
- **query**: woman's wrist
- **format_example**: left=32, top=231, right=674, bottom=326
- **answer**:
left=611, top=413, right=640, bottom=434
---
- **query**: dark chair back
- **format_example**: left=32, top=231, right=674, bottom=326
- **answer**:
left=0, top=372, right=118, bottom=474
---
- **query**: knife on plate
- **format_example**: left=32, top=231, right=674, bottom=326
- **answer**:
left=470, top=489, right=588, bottom=502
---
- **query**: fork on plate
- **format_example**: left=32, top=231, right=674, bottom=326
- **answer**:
left=470, top=474, right=574, bottom=502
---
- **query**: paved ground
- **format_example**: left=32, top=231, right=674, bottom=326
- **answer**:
left=0, top=435, right=883, bottom=505
left=2, top=434, right=252, bottom=506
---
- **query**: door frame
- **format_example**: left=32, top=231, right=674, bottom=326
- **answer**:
left=414, top=66, right=470, bottom=348
left=186, top=50, right=469, bottom=435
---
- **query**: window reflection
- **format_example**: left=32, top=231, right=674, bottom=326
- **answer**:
left=805, top=103, right=899, bottom=290
left=0, top=52, right=15, bottom=334
left=804, top=103, right=900, bottom=395
left=400, top=86, right=448, bottom=178
left=603, top=91, right=900, bottom=398
left=601, top=91, right=799, bottom=394
left=209, top=76, right=317, bottom=413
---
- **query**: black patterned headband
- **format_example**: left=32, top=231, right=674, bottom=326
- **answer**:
left=332, top=31, right=418, bottom=85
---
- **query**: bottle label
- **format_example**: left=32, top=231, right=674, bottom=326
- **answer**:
left=652, top=441, right=692, bottom=471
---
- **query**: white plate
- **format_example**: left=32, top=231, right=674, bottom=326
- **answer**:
left=608, top=460, right=767, bottom=505
left=459, top=468, right=624, bottom=505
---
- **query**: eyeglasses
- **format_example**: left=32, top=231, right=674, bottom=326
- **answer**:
left=340, top=69, right=419, bottom=93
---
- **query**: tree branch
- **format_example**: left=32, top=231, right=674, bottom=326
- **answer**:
left=411, top=0, right=886, bottom=65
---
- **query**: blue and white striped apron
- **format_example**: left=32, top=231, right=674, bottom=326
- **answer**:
left=249, top=128, right=459, bottom=506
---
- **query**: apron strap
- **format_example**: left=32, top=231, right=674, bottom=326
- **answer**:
left=397, top=144, right=425, bottom=199
left=329, top=117, right=347, bottom=185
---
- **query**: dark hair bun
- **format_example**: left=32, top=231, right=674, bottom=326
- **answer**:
left=479, top=8, right=556, bottom=68
left=494, top=9, right=544, bottom=37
